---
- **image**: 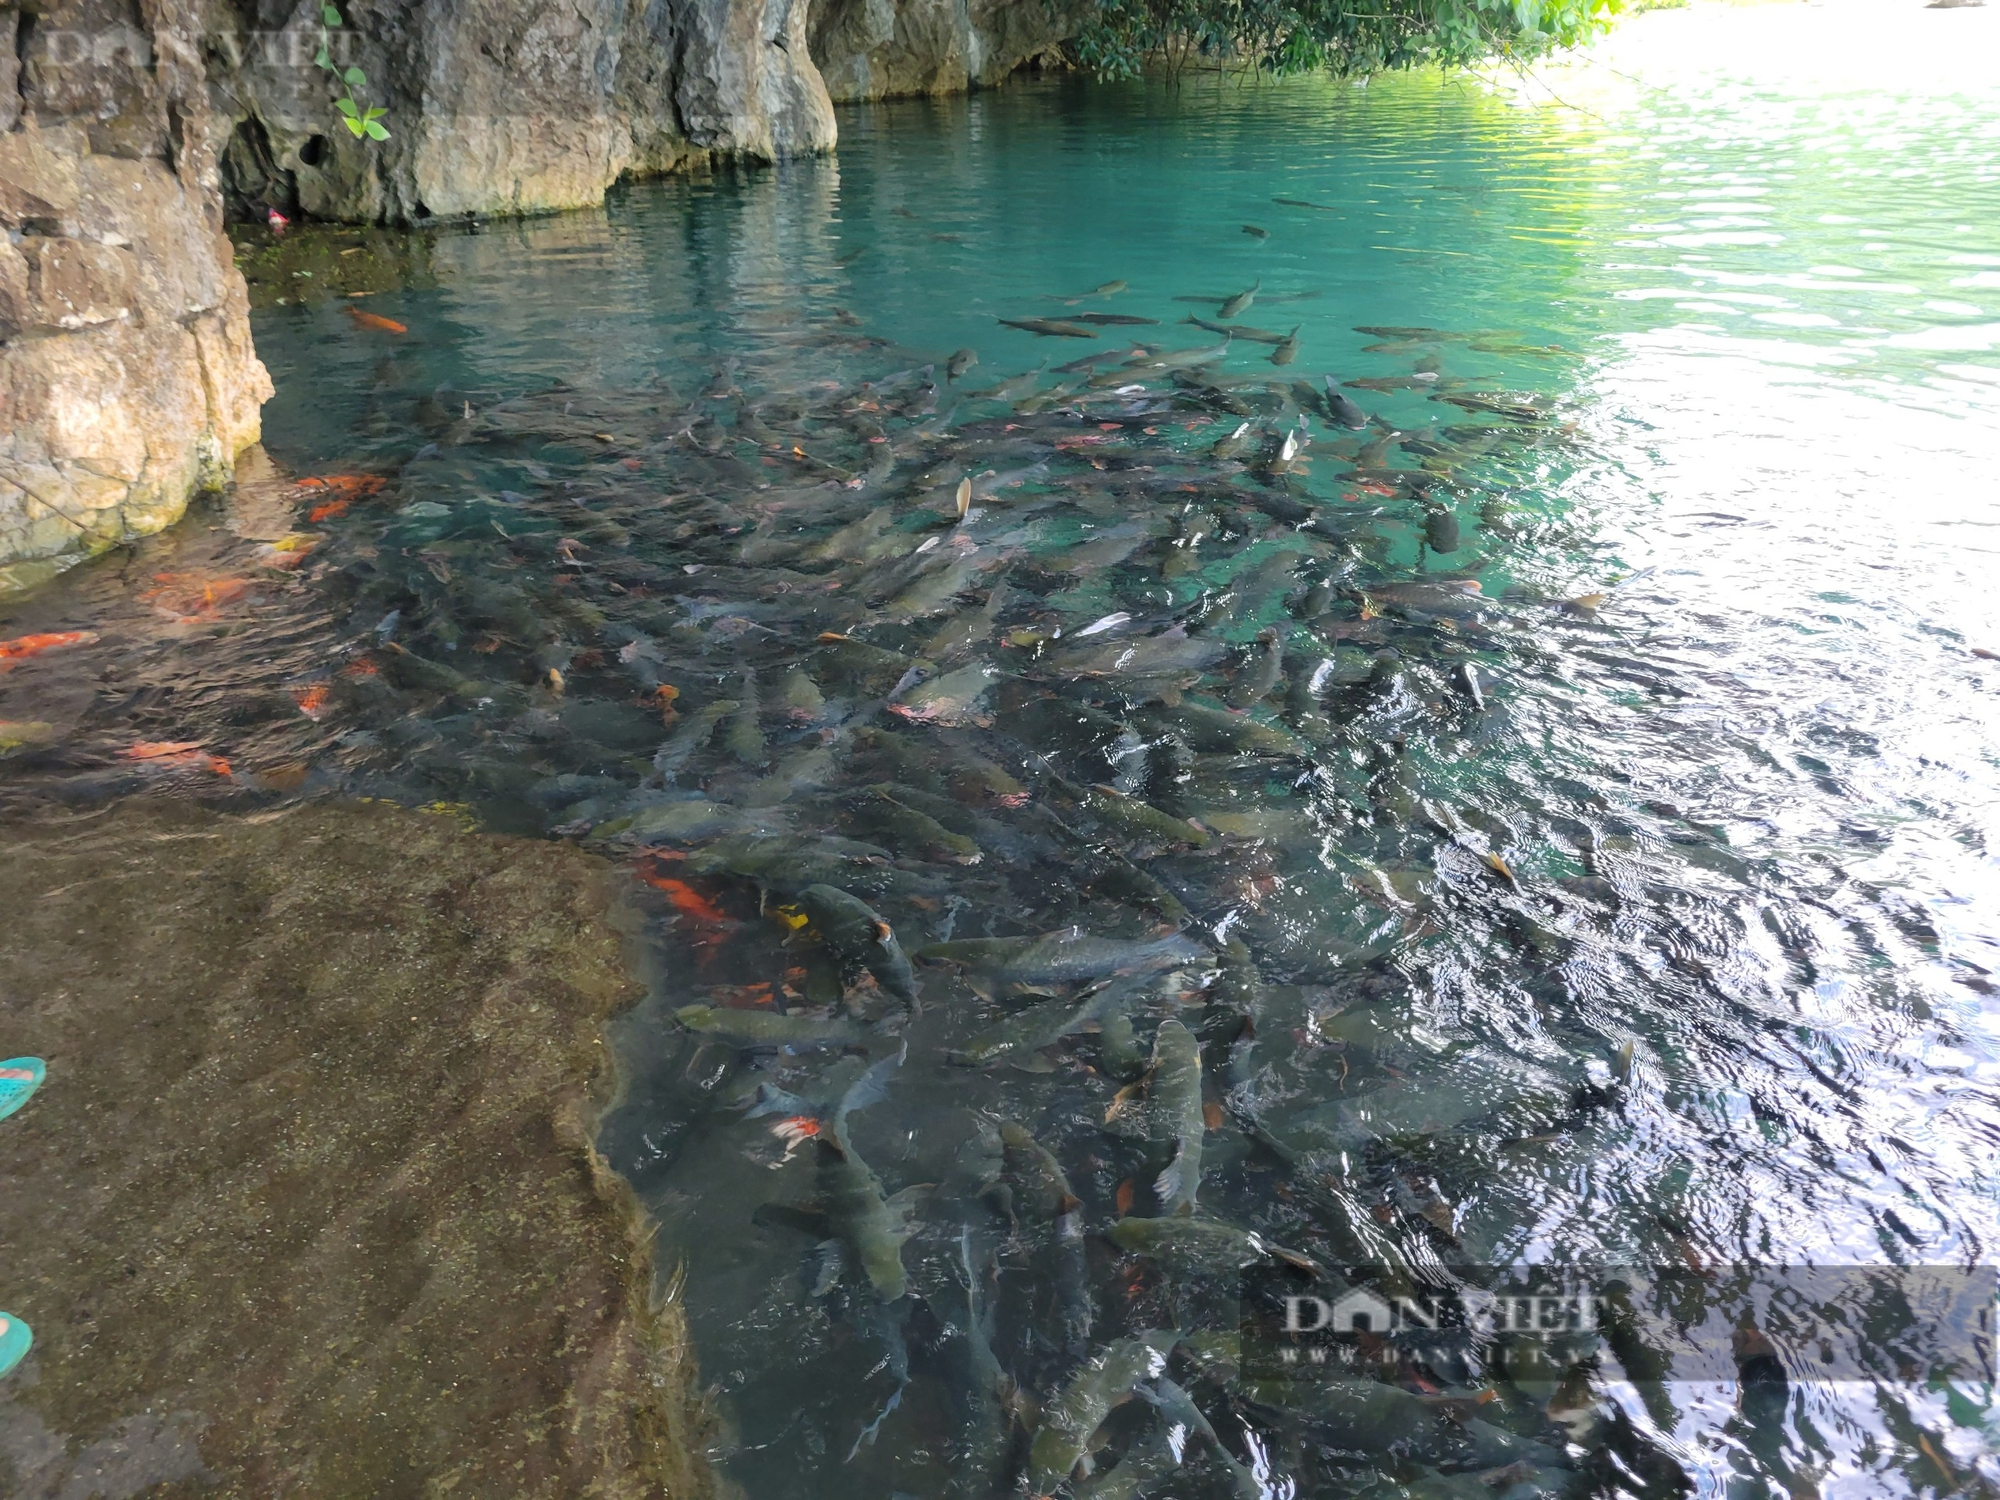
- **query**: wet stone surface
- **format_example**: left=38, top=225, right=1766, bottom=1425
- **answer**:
left=0, top=799, right=711, bottom=1499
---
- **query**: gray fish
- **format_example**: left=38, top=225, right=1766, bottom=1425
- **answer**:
left=1126, top=334, right=1232, bottom=371
left=814, top=1053, right=927, bottom=1302
left=1210, top=421, right=1254, bottom=460
left=1106, top=1214, right=1319, bottom=1278
left=1000, top=317, right=1099, bottom=339
left=1241, top=224, right=1269, bottom=239
left=675, top=1003, right=862, bottom=1049
left=1184, top=313, right=1286, bottom=344
left=1143, top=699, right=1304, bottom=756
left=1072, top=1415, right=1185, bottom=1500
left=1227, top=628, right=1284, bottom=710
left=1144, top=1019, right=1205, bottom=1214
left=796, top=883, right=919, bottom=1006
left=1325, top=379, right=1372, bottom=429
left=948, top=974, right=1147, bottom=1067
left=1056, top=346, right=1142, bottom=375
left=996, top=1120, right=1092, bottom=1358
left=1027, top=1333, right=1181, bottom=1495
left=725, top=670, right=765, bottom=766
left=1218, top=279, right=1261, bottom=318
left=1070, top=313, right=1160, bottom=326
left=1425, top=507, right=1461, bottom=554
left=652, top=697, right=738, bottom=783
left=1271, top=325, right=1301, bottom=366
left=946, top=347, right=978, bottom=381
left=918, top=928, right=1205, bottom=995
left=887, top=661, right=1000, bottom=727
left=952, top=1227, right=1018, bottom=1489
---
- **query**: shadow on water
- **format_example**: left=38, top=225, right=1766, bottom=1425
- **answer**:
left=3, top=57, right=1999, bottom=1500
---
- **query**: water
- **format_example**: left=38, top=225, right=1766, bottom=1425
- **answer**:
left=5, top=8, right=2000, bottom=1494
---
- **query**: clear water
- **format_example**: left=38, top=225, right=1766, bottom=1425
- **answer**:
left=4, top=10, right=2000, bottom=1496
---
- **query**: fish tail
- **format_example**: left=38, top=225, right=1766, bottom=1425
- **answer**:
left=1153, top=1147, right=1196, bottom=1212
left=846, top=1381, right=905, bottom=1461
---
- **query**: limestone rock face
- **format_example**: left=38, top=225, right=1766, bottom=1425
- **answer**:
left=809, top=0, right=1076, bottom=102
left=209, top=0, right=836, bottom=225
left=0, top=4, right=273, bottom=588
left=207, top=0, right=1071, bottom=224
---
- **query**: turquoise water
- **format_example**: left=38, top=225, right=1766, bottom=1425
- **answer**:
left=6, top=19, right=2000, bottom=1497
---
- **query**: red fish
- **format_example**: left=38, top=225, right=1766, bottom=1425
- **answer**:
left=118, top=742, right=232, bottom=776
left=639, top=871, right=734, bottom=928
left=291, top=684, right=331, bottom=718
left=120, top=741, right=206, bottom=761
left=141, top=574, right=254, bottom=622
left=295, top=473, right=385, bottom=501
left=307, top=499, right=350, bottom=523
left=0, top=630, right=96, bottom=663
left=345, top=306, right=407, bottom=334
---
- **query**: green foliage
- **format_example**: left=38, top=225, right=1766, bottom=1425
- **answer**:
left=316, top=5, right=390, bottom=141
left=1070, top=0, right=1623, bottom=82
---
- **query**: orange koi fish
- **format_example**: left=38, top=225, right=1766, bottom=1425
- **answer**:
left=0, top=630, right=97, bottom=664
left=296, top=474, right=386, bottom=500
left=345, top=306, right=407, bottom=334
left=643, top=875, right=734, bottom=928
left=118, top=742, right=232, bottom=776
left=291, top=684, right=331, bottom=718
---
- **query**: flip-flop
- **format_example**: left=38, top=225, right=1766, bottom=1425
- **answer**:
left=0, top=1312, right=30, bottom=1378
left=0, top=1058, right=44, bottom=1122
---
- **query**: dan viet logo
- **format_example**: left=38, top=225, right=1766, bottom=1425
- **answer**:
left=1241, top=1264, right=1996, bottom=1385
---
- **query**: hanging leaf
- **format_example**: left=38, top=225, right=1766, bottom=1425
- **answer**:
left=321, top=4, right=343, bottom=24
left=363, top=120, right=390, bottom=140
left=343, top=66, right=367, bottom=87
left=335, top=97, right=359, bottom=117
left=343, top=116, right=367, bottom=137
left=314, top=45, right=331, bottom=68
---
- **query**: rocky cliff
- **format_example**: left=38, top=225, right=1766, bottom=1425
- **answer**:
left=0, top=0, right=1071, bottom=579
left=207, top=0, right=1072, bottom=225
left=1, top=0, right=272, bottom=590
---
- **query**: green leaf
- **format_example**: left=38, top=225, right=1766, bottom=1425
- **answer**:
left=336, top=97, right=359, bottom=117
left=363, top=120, right=390, bottom=141
left=343, top=67, right=367, bottom=87
left=321, top=4, right=343, bottom=25
left=343, top=116, right=367, bottom=137
left=363, top=107, right=386, bottom=120
left=314, top=45, right=331, bottom=68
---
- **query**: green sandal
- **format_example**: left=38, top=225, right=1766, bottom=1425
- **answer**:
left=0, top=1057, right=43, bottom=1122
left=0, top=1312, right=29, bottom=1378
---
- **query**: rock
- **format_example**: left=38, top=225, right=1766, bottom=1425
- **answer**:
left=206, top=0, right=1076, bottom=224
left=0, top=798, right=715, bottom=1498
left=1, top=5, right=272, bottom=589
left=811, top=0, right=1078, bottom=102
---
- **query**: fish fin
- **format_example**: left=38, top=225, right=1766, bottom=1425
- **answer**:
left=752, top=1201, right=833, bottom=1239
left=1153, top=1147, right=1196, bottom=1212
left=833, top=1040, right=906, bottom=1138
left=846, top=1381, right=905, bottom=1461
left=1271, top=1245, right=1323, bottom=1276
left=805, top=1237, right=845, bottom=1298
left=884, top=1184, right=933, bottom=1240
left=738, top=1081, right=814, bottom=1120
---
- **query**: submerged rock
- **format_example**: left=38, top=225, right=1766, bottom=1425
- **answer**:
left=0, top=798, right=713, bottom=1498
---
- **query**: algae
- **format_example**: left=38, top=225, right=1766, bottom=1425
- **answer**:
left=0, top=799, right=713, bottom=1499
